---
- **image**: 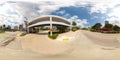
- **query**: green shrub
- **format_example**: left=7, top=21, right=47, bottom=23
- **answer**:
left=90, top=29, right=97, bottom=32
left=81, top=28, right=88, bottom=30
left=20, top=33, right=26, bottom=36
left=48, top=33, right=59, bottom=39
left=57, top=26, right=67, bottom=33
left=40, top=27, right=49, bottom=30
left=72, top=26, right=80, bottom=32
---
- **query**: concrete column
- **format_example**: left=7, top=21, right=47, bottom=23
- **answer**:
left=70, top=21, right=72, bottom=31
left=27, top=27, right=30, bottom=33
left=27, top=23, right=29, bottom=33
left=50, top=16, right=53, bottom=36
left=24, top=21, right=28, bottom=33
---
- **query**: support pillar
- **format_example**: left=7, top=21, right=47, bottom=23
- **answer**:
left=70, top=21, right=72, bottom=31
left=27, top=27, right=30, bottom=33
left=50, top=16, right=53, bottom=36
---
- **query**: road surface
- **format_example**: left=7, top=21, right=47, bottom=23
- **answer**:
left=0, top=30, right=119, bottom=60
left=81, top=30, right=120, bottom=47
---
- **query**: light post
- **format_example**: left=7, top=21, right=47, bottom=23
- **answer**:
left=70, top=21, right=72, bottom=31
left=24, top=17, right=29, bottom=33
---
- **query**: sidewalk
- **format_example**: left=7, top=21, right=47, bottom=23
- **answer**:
left=0, top=32, right=18, bottom=46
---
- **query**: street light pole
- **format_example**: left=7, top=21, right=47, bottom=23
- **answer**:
left=24, top=17, right=28, bottom=33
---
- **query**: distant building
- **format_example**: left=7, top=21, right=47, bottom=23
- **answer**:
left=14, top=26, right=19, bottom=31
left=97, top=28, right=112, bottom=31
left=105, top=21, right=109, bottom=24
left=97, top=21, right=113, bottom=32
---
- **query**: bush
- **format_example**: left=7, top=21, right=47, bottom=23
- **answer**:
left=40, top=27, right=49, bottom=30
left=90, top=29, right=97, bottom=32
left=48, top=33, right=59, bottom=39
left=0, top=30, right=5, bottom=33
left=113, top=25, right=120, bottom=32
left=57, top=26, right=67, bottom=33
left=81, top=28, right=88, bottom=30
left=20, top=33, right=27, bottom=36
left=72, top=26, right=80, bottom=32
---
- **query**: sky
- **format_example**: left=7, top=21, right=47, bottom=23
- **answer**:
left=0, top=0, right=120, bottom=27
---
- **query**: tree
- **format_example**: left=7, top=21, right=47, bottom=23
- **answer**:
left=2, top=24, right=6, bottom=31
left=91, top=23, right=102, bottom=29
left=0, top=26, right=2, bottom=30
left=6, top=25, right=11, bottom=31
left=104, top=23, right=113, bottom=28
left=19, top=24, right=23, bottom=31
left=72, top=26, right=80, bottom=31
left=57, top=26, right=67, bottom=33
left=24, top=21, right=28, bottom=32
left=72, top=21, right=77, bottom=26
left=14, top=26, right=19, bottom=31
left=113, top=25, right=120, bottom=31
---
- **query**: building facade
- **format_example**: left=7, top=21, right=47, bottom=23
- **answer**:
left=26, top=15, right=72, bottom=35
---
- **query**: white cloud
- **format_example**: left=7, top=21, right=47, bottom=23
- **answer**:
left=0, top=2, right=23, bottom=26
left=69, top=15, right=88, bottom=27
left=106, top=17, right=120, bottom=26
left=63, top=13, right=71, bottom=18
left=106, top=6, right=120, bottom=26
left=88, top=0, right=120, bottom=26
left=10, top=2, right=40, bottom=20
left=90, top=3, right=108, bottom=14
left=89, top=1, right=120, bottom=14
left=105, top=5, right=120, bottom=26
left=108, top=6, right=120, bottom=18
left=0, top=0, right=89, bottom=27
left=8, top=1, right=81, bottom=19
left=56, top=10, right=65, bottom=15
left=0, top=0, right=120, bottom=27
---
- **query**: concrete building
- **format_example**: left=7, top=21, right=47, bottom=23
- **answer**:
left=105, top=21, right=109, bottom=24
left=27, top=15, right=71, bottom=36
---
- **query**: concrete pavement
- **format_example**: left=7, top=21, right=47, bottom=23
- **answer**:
left=0, top=30, right=120, bottom=60
left=81, top=30, right=120, bottom=47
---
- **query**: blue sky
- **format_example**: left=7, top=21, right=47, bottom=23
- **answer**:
left=0, top=0, right=120, bottom=27
left=52, top=6, right=102, bottom=27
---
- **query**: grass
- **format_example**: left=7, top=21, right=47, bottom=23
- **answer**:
left=19, top=32, right=27, bottom=36
left=0, top=33, right=8, bottom=40
left=48, top=33, right=59, bottom=39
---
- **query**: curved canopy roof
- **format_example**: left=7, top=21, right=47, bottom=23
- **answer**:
left=28, top=15, right=71, bottom=28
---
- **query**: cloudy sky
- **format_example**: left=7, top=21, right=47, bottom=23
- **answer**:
left=0, top=0, right=120, bottom=27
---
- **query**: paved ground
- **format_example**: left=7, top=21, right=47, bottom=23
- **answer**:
left=0, top=30, right=120, bottom=60
left=81, top=30, right=120, bottom=47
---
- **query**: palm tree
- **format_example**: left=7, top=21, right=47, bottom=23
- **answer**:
left=2, top=24, right=6, bottom=31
